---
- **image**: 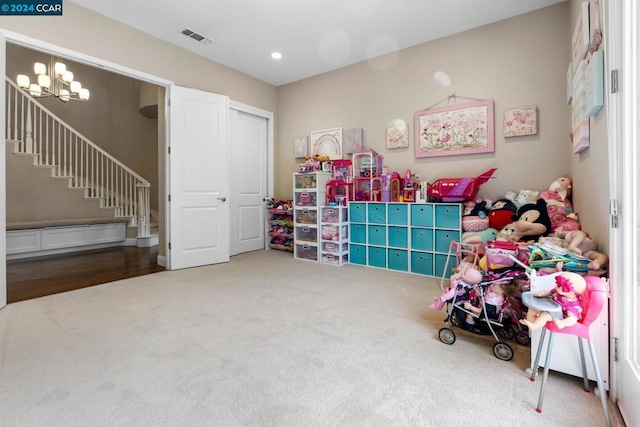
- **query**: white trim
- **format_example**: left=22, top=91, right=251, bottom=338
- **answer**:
left=1, top=29, right=174, bottom=86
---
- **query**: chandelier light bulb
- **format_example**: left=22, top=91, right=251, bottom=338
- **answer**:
left=29, top=84, right=42, bottom=97
left=60, top=89, right=70, bottom=102
left=54, top=62, right=66, bottom=76
left=62, top=70, right=74, bottom=83
left=37, top=74, right=51, bottom=89
left=33, top=62, right=46, bottom=75
left=16, top=74, right=30, bottom=88
left=70, top=81, right=82, bottom=94
left=79, top=88, right=90, bottom=101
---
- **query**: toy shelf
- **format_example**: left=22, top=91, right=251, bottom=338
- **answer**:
left=267, top=205, right=294, bottom=252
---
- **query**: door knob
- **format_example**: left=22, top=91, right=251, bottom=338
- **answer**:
left=218, top=197, right=227, bottom=202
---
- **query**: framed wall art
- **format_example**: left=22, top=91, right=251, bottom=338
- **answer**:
left=386, top=119, right=409, bottom=149
left=294, top=136, right=309, bottom=159
left=572, top=59, right=590, bottom=154
left=503, top=106, right=537, bottom=138
left=572, top=1, right=589, bottom=69
left=311, top=127, right=343, bottom=160
left=344, top=128, right=363, bottom=154
left=414, top=99, right=494, bottom=158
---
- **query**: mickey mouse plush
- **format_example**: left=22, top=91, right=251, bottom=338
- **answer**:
left=497, top=199, right=552, bottom=242
left=488, top=198, right=517, bottom=230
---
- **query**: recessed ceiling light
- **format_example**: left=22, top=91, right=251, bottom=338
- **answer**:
left=271, top=52, right=282, bottom=60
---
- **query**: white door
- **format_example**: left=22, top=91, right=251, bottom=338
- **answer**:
left=229, top=108, right=267, bottom=255
left=0, top=31, right=7, bottom=309
left=609, top=0, right=640, bottom=424
left=168, top=85, right=229, bottom=270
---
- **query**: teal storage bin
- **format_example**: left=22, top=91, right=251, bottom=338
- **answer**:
left=388, top=249, right=408, bottom=272
left=434, top=253, right=450, bottom=278
left=388, top=226, right=408, bottom=248
left=368, top=203, right=387, bottom=224
left=350, top=244, right=366, bottom=265
left=435, top=230, right=460, bottom=253
left=411, top=205, right=433, bottom=227
left=387, top=203, right=408, bottom=225
left=368, top=225, right=387, bottom=246
left=411, top=252, right=433, bottom=276
left=350, top=224, right=366, bottom=244
left=349, top=203, right=367, bottom=223
left=435, top=204, right=461, bottom=229
left=410, top=228, right=433, bottom=251
left=368, top=246, right=387, bottom=268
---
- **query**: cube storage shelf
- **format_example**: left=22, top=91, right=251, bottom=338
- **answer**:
left=293, top=172, right=332, bottom=262
left=348, top=202, right=461, bottom=277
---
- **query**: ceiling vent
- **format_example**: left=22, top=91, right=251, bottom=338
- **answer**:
left=181, top=28, right=214, bottom=46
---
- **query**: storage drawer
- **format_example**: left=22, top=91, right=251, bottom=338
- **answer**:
left=387, top=203, right=408, bottom=225
left=368, top=225, right=387, bottom=247
left=321, top=253, right=348, bottom=266
left=367, top=203, right=386, bottom=224
left=296, top=244, right=318, bottom=261
left=295, top=226, right=317, bottom=243
left=434, top=230, right=460, bottom=253
left=411, top=251, right=434, bottom=276
left=434, top=253, right=450, bottom=278
left=294, top=191, right=317, bottom=207
left=294, top=173, right=317, bottom=189
left=411, top=204, right=434, bottom=227
left=388, top=249, right=408, bottom=272
left=321, top=206, right=347, bottom=223
left=435, top=204, right=461, bottom=229
left=295, top=209, right=317, bottom=224
left=388, top=226, right=408, bottom=248
left=321, top=224, right=348, bottom=241
left=322, top=241, right=348, bottom=254
left=410, top=228, right=433, bottom=251
left=368, top=246, right=387, bottom=268
left=349, top=202, right=367, bottom=223
left=350, top=224, right=366, bottom=244
left=349, top=244, right=366, bottom=265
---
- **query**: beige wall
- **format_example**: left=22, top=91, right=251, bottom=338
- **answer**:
left=276, top=4, right=572, bottom=204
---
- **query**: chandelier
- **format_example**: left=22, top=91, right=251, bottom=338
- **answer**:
left=16, top=58, right=90, bottom=102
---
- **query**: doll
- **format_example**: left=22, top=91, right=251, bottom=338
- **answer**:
left=463, top=281, right=505, bottom=323
left=429, top=255, right=481, bottom=310
left=558, top=229, right=595, bottom=255
left=519, top=271, right=587, bottom=331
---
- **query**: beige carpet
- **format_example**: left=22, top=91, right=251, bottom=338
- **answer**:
left=0, top=250, right=624, bottom=426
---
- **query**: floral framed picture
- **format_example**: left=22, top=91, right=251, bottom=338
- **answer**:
left=386, top=119, right=409, bottom=149
left=344, top=128, right=363, bottom=154
left=414, top=100, right=494, bottom=158
left=311, top=127, right=343, bottom=160
left=503, top=106, right=538, bottom=137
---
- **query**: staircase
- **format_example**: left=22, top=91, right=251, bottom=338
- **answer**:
left=4, top=77, right=152, bottom=240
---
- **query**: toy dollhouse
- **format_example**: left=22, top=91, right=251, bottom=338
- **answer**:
left=352, top=149, right=383, bottom=201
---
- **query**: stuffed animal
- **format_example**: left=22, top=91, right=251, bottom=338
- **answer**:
left=488, top=198, right=518, bottom=230
left=510, top=199, right=552, bottom=242
left=462, top=228, right=498, bottom=246
left=539, top=176, right=580, bottom=233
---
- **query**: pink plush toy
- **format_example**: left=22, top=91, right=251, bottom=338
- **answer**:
left=539, top=176, right=581, bottom=233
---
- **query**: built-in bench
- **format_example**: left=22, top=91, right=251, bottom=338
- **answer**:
left=7, top=218, right=129, bottom=260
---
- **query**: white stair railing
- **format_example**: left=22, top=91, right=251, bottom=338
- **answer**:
left=5, top=77, right=151, bottom=238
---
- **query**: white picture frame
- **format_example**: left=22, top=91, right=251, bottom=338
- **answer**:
left=310, top=127, right=343, bottom=160
left=294, top=136, right=309, bottom=159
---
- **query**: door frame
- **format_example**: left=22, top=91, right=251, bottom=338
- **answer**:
left=229, top=100, right=275, bottom=253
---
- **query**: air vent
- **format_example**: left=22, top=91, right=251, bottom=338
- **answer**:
left=181, top=28, right=214, bottom=46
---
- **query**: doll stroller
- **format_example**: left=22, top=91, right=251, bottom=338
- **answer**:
left=438, top=269, right=523, bottom=361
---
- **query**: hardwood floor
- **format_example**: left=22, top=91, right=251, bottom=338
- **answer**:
left=6, top=246, right=165, bottom=303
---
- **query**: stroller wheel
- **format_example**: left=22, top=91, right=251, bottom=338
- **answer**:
left=493, top=342, right=514, bottom=361
left=516, top=331, right=531, bottom=346
left=439, top=327, right=456, bottom=345
left=497, top=326, right=516, bottom=341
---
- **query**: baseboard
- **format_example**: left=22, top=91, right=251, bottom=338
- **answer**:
left=6, top=241, right=124, bottom=260
left=157, top=255, right=167, bottom=268
left=137, top=234, right=159, bottom=247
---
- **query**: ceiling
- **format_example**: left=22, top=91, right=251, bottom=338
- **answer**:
left=68, top=0, right=566, bottom=87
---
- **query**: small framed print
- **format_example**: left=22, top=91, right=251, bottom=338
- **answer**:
left=503, top=106, right=538, bottom=138
left=311, top=127, right=343, bottom=160
left=294, top=136, right=308, bottom=159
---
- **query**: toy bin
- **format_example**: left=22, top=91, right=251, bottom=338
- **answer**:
left=295, top=210, right=317, bottom=224
left=294, top=191, right=316, bottom=207
left=321, top=253, right=348, bottom=266
left=296, top=244, right=318, bottom=261
left=320, top=224, right=348, bottom=242
left=294, top=173, right=317, bottom=189
left=321, top=207, right=347, bottom=223
left=295, top=226, right=318, bottom=243
left=322, top=241, right=348, bottom=254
